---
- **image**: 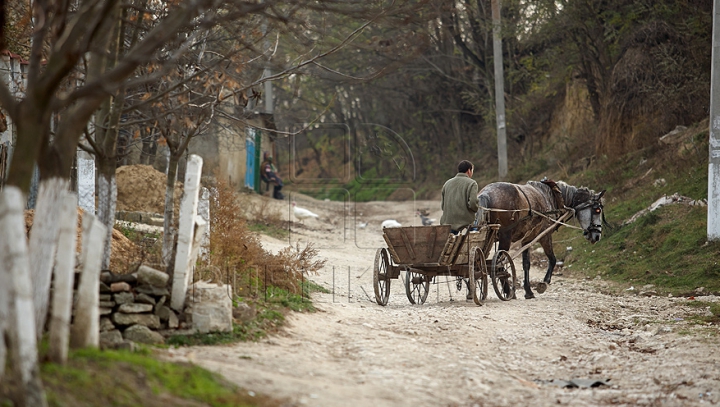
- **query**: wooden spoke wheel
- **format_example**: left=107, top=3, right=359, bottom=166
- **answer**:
left=468, top=247, right=488, bottom=306
left=373, top=248, right=392, bottom=306
left=404, top=269, right=430, bottom=305
left=491, top=250, right=517, bottom=301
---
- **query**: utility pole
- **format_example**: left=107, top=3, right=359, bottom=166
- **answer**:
left=709, top=0, right=720, bottom=240
left=262, top=19, right=273, bottom=115
left=491, top=0, right=508, bottom=179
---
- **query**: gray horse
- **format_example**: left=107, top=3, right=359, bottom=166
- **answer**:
left=477, top=179, right=605, bottom=299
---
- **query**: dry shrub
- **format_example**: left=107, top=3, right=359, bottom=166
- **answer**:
left=266, top=243, right=326, bottom=294
left=200, top=177, right=325, bottom=298
left=112, top=221, right=164, bottom=274
left=247, top=194, right=284, bottom=227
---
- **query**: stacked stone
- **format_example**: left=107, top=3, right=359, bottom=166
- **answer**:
left=97, top=265, right=181, bottom=348
left=115, top=210, right=164, bottom=226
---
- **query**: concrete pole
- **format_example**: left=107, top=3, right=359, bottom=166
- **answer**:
left=171, top=154, right=203, bottom=311
left=491, top=0, right=508, bottom=180
left=70, top=212, right=107, bottom=349
left=709, top=0, right=720, bottom=241
left=48, top=193, right=78, bottom=364
left=262, top=18, right=273, bottom=115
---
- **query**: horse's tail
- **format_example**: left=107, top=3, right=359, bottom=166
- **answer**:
left=475, top=193, right=491, bottom=225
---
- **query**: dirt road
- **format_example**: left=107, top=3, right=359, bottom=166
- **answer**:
left=162, top=195, right=720, bottom=407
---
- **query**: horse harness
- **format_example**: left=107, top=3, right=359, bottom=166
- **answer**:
left=507, top=179, right=566, bottom=231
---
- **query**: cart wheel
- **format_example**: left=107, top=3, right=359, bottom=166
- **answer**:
left=468, top=247, right=488, bottom=306
left=405, top=269, right=429, bottom=305
left=491, top=250, right=517, bottom=301
left=373, top=248, right=392, bottom=306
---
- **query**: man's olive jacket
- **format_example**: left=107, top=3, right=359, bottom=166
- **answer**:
left=440, top=173, right=480, bottom=231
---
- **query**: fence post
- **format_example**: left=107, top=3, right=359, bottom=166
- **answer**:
left=70, top=212, right=107, bottom=349
left=197, top=187, right=210, bottom=260
left=171, top=154, right=203, bottom=311
left=29, top=178, right=69, bottom=340
left=48, top=193, right=79, bottom=363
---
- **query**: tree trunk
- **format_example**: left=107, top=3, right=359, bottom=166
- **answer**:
left=47, top=193, right=79, bottom=364
left=6, top=111, right=46, bottom=195
left=162, top=152, right=180, bottom=268
left=94, top=10, right=125, bottom=271
left=140, top=130, right=158, bottom=165
left=0, top=187, right=48, bottom=407
left=28, top=177, right=69, bottom=339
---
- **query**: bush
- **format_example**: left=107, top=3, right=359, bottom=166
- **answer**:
left=196, top=177, right=326, bottom=299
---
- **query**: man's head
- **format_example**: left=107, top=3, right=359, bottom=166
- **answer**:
left=457, top=160, right=474, bottom=175
left=267, top=155, right=273, bottom=162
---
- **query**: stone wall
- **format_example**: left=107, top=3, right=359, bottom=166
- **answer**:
left=90, top=265, right=233, bottom=349
left=96, top=265, right=179, bottom=348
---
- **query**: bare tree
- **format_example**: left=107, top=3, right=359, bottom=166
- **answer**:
left=0, top=0, right=389, bottom=347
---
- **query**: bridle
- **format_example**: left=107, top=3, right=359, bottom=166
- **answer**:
left=574, top=199, right=604, bottom=237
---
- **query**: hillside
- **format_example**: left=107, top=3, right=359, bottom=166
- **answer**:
left=278, top=113, right=719, bottom=295
left=546, top=119, right=720, bottom=295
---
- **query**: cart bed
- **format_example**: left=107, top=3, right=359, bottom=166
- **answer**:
left=382, top=223, right=499, bottom=266
left=382, top=225, right=452, bottom=265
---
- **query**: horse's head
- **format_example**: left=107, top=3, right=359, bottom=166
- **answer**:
left=574, top=189, right=605, bottom=244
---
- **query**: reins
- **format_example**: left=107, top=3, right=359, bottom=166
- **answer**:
left=479, top=205, right=584, bottom=231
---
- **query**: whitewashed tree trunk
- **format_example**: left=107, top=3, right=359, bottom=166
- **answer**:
left=69, top=212, right=107, bottom=349
left=0, top=187, right=48, bottom=407
left=170, top=155, right=203, bottom=311
left=97, top=174, right=116, bottom=270
left=48, top=193, right=79, bottom=364
left=29, top=177, right=69, bottom=339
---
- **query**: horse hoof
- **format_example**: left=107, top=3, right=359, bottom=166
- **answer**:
left=536, top=282, right=548, bottom=294
left=525, top=293, right=536, bottom=299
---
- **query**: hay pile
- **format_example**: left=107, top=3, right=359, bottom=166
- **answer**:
left=24, top=208, right=141, bottom=274
left=116, top=164, right=182, bottom=216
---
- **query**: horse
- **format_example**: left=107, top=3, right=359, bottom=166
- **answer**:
left=476, top=179, right=605, bottom=299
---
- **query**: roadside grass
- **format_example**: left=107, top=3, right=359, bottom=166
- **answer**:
left=0, top=348, right=284, bottom=407
left=247, top=221, right=289, bottom=240
left=680, top=300, right=720, bottom=325
left=558, top=204, right=720, bottom=296
left=294, top=168, right=396, bottom=202
left=553, top=131, right=720, bottom=297
left=167, top=281, right=329, bottom=347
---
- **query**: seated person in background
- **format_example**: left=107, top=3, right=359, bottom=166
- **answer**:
left=440, top=159, right=480, bottom=234
left=261, top=155, right=284, bottom=200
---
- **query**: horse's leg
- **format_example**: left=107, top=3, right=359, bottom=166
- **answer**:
left=521, top=249, right=534, bottom=299
left=539, top=235, right=557, bottom=287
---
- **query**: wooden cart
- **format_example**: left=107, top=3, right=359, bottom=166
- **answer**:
left=373, top=223, right=517, bottom=306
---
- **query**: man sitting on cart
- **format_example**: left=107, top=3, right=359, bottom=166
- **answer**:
left=440, top=159, right=481, bottom=301
left=440, top=160, right=480, bottom=235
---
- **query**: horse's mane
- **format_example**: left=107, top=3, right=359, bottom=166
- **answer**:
left=528, top=180, right=596, bottom=209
